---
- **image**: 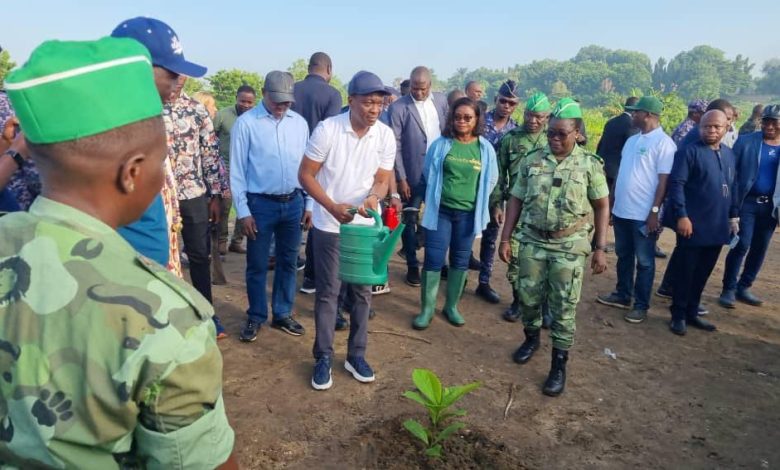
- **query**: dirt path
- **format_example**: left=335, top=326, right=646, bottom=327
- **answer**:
left=212, top=230, right=780, bottom=469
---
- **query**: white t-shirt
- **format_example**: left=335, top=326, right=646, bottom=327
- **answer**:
left=412, top=94, right=441, bottom=149
left=612, top=126, right=676, bottom=221
left=306, top=112, right=396, bottom=233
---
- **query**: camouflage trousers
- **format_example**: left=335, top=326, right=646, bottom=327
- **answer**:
left=515, top=242, right=587, bottom=350
left=506, top=225, right=523, bottom=287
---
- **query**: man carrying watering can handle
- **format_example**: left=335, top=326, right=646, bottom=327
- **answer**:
left=298, top=71, right=395, bottom=391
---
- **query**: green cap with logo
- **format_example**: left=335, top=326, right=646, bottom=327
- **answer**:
left=626, top=96, right=664, bottom=115
left=6, top=37, right=163, bottom=144
left=551, top=97, right=582, bottom=119
left=525, top=92, right=551, bottom=113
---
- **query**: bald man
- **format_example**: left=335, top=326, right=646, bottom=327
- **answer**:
left=663, top=110, right=738, bottom=336
left=387, top=66, right=448, bottom=286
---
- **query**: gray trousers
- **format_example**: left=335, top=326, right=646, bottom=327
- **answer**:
left=312, top=227, right=371, bottom=360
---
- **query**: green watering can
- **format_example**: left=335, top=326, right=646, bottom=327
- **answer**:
left=339, top=208, right=405, bottom=285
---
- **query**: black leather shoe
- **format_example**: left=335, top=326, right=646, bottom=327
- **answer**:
left=406, top=267, right=421, bottom=287
left=468, top=254, right=482, bottom=271
left=335, top=309, right=349, bottom=331
left=476, top=282, right=500, bottom=304
left=542, top=348, right=568, bottom=397
left=669, top=319, right=686, bottom=336
left=503, top=295, right=520, bottom=322
left=687, top=316, right=716, bottom=332
left=513, top=329, right=541, bottom=364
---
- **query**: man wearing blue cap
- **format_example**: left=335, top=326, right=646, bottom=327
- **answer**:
left=299, top=71, right=395, bottom=391
left=111, top=16, right=229, bottom=337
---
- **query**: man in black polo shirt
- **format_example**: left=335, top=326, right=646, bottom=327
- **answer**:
left=292, top=52, right=343, bottom=294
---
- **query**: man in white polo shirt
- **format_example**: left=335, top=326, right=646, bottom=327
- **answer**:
left=298, top=71, right=395, bottom=391
left=596, top=96, right=676, bottom=323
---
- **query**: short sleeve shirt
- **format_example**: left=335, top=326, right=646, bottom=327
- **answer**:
left=306, top=112, right=396, bottom=233
left=511, top=145, right=609, bottom=253
left=612, top=127, right=676, bottom=221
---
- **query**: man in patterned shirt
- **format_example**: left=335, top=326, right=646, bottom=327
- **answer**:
left=166, top=76, right=223, bottom=315
left=671, top=99, right=707, bottom=145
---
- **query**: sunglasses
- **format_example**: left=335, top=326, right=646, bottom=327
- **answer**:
left=546, top=129, right=576, bottom=140
left=454, top=114, right=475, bottom=123
left=497, top=97, right=519, bottom=106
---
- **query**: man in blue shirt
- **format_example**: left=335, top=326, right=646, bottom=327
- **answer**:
left=231, top=71, right=312, bottom=342
left=664, top=110, right=738, bottom=336
left=719, top=104, right=780, bottom=308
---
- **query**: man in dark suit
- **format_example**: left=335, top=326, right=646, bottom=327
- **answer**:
left=719, top=104, right=780, bottom=308
left=596, top=96, right=639, bottom=207
left=387, top=66, right=448, bottom=286
left=292, top=52, right=343, bottom=295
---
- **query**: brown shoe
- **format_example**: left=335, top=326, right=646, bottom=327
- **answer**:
left=218, top=241, right=227, bottom=256
left=228, top=242, right=246, bottom=254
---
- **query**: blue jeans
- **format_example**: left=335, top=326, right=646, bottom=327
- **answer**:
left=245, top=192, right=304, bottom=324
left=423, top=206, right=476, bottom=271
left=613, top=216, right=657, bottom=310
left=722, top=198, right=777, bottom=291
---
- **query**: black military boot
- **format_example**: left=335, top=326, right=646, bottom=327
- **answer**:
left=542, top=348, right=568, bottom=397
left=502, top=291, right=521, bottom=322
left=512, top=328, right=540, bottom=364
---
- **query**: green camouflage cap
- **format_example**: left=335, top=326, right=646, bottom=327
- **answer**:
left=6, top=37, right=162, bottom=144
left=552, top=97, right=582, bottom=119
left=525, top=92, right=551, bottom=112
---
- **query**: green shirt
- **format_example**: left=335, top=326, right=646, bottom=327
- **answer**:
left=510, top=145, right=609, bottom=254
left=492, top=125, right=547, bottom=207
left=441, top=140, right=482, bottom=211
left=0, top=198, right=234, bottom=469
left=213, top=105, right=239, bottom=166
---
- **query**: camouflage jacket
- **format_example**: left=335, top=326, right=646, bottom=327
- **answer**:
left=510, top=145, right=609, bottom=254
left=0, top=198, right=233, bottom=469
left=491, top=125, right=547, bottom=206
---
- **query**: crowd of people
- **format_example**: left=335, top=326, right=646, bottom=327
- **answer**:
left=0, top=15, right=778, bottom=469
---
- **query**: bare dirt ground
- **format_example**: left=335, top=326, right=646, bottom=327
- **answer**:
left=210, top=229, right=780, bottom=469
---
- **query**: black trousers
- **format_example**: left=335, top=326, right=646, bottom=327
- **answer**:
left=669, top=243, right=722, bottom=322
left=180, top=195, right=212, bottom=304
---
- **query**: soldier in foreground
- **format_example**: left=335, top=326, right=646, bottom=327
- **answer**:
left=0, top=38, right=235, bottom=468
left=499, top=98, right=609, bottom=397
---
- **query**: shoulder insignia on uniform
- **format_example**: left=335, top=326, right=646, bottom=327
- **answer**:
left=86, top=285, right=169, bottom=329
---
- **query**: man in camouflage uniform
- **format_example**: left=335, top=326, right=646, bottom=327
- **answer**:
left=499, top=98, right=610, bottom=397
left=492, top=92, right=551, bottom=322
left=0, top=38, right=234, bottom=468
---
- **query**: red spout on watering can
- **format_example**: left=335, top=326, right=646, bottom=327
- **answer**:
left=338, top=208, right=406, bottom=285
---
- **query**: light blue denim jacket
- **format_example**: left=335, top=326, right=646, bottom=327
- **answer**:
left=419, top=136, right=498, bottom=236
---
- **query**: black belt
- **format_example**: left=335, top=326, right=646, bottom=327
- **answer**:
left=250, top=189, right=301, bottom=202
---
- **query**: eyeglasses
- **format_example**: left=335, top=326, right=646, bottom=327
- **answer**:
left=497, top=97, right=519, bottom=106
left=546, top=129, right=576, bottom=140
left=454, top=114, right=475, bottom=123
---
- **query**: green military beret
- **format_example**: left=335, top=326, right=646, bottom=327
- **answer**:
left=525, top=92, right=551, bottom=113
left=6, top=37, right=163, bottom=144
left=552, top=97, right=582, bottom=119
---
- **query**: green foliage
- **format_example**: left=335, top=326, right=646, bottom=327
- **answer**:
left=207, top=69, right=264, bottom=109
left=757, top=58, right=780, bottom=95
left=402, top=368, right=481, bottom=459
left=654, top=45, right=754, bottom=99
left=0, top=50, right=17, bottom=89
left=287, top=59, right=308, bottom=82
left=183, top=78, right=205, bottom=96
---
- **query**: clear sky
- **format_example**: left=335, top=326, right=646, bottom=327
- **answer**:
left=3, top=0, right=775, bottom=85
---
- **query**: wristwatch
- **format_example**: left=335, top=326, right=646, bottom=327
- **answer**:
left=390, top=193, right=401, bottom=200
left=651, top=206, right=660, bottom=214
left=2, top=150, right=25, bottom=169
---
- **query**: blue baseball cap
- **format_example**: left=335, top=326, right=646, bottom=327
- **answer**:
left=348, top=71, right=389, bottom=96
left=111, top=17, right=207, bottom=78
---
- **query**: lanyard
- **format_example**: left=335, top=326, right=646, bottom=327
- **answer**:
left=714, top=149, right=730, bottom=199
